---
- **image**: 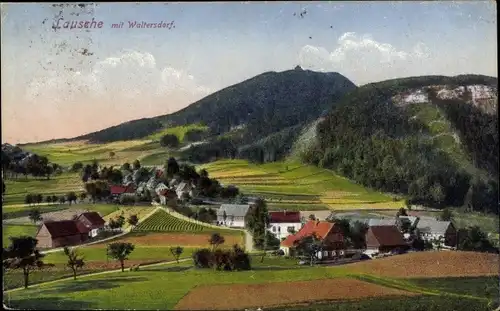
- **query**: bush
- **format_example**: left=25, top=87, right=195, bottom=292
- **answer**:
left=192, top=245, right=251, bottom=271
left=119, top=194, right=138, bottom=205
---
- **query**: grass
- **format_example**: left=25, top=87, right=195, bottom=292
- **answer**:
left=2, top=204, right=120, bottom=222
left=4, top=256, right=496, bottom=310
left=199, top=159, right=396, bottom=211
left=268, top=295, right=493, bottom=311
left=102, top=206, right=156, bottom=230
left=3, top=173, right=83, bottom=206
left=146, top=124, right=209, bottom=142
left=133, top=209, right=242, bottom=236
left=407, top=276, right=499, bottom=300
left=2, top=205, right=69, bottom=220
left=3, top=224, right=39, bottom=245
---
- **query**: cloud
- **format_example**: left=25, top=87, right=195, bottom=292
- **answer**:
left=298, top=32, right=432, bottom=84
left=25, top=50, right=211, bottom=104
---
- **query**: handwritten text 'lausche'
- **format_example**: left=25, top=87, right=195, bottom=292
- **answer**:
left=52, top=18, right=175, bottom=30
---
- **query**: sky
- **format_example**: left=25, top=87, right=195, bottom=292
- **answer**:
left=1, top=1, right=497, bottom=144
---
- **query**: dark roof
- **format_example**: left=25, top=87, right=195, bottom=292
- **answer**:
left=77, top=212, right=105, bottom=227
left=269, top=211, right=301, bottom=223
left=42, top=220, right=85, bottom=238
left=366, top=225, right=407, bottom=248
left=110, top=185, right=135, bottom=195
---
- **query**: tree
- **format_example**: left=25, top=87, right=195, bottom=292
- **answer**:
left=287, top=227, right=296, bottom=235
left=133, top=159, right=141, bottom=170
left=245, top=198, right=270, bottom=249
left=2, top=179, right=5, bottom=195
left=58, top=195, right=66, bottom=204
left=165, top=157, right=180, bottom=178
left=160, top=134, right=180, bottom=148
left=457, top=226, right=496, bottom=253
left=79, top=192, right=87, bottom=202
left=308, top=214, right=316, bottom=221
left=439, top=208, right=453, bottom=221
left=199, top=169, right=209, bottom=178
left=45, top=195, right=53, bottom=204
left=107, top=242, right=135, bottom=272
left=121, top=162, right=132, bottom=172
left=222, top=210, right=227, bottom=225
left=127, top=214, right=139, bottom=228
left=84, top=182, right=98, bottom=203
left=71, top=162, right=83, bottom=172
left=3, top=236, right=49, bottom=289
left=170, top=246, right=184, bottom=263
left=396, top=207, right=408, bottom=217
left=109, top=151, right=115, bottom=159
left=28, top=208, right=42, bottom=224
left=63, top=246, right=85, bottom=280
left=209, top=233, right=225, bottom=251
left=66, top=191, right=77, bottom=205
left=294, top=233, right=323, bottom=266
left=36, top=194, right=43, bottom=205
left=24, top=194, right=33, bottom=206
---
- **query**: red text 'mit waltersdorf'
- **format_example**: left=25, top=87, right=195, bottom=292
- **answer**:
left=52, top=18, right=175, bottom=30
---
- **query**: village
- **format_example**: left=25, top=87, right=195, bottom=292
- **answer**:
left=21, top=156, right=462, bottom=265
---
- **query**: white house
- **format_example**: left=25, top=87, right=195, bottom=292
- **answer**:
left=217, top=204, right=251, bottom=228
left=176, top=182, right=192, bottom=199
left=268, top=211, right=303, bottom=240
left=416, top=219, right=457, bottom=247
left=155, top=183, right=169, bottom=205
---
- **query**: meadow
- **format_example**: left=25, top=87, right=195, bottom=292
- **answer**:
left=3, top=173, right=83, bottom=206
left=3, top=251, right=497, bottom=310
left=198, top=160, right=401, bottom=211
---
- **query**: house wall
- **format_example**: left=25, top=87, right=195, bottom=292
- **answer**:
left=36, top=225, right=53, bottom=249
left=268, top=222, right=302, bottom=240
left=52, top=234, right=87, bottom=248
left=217, top=215, right=245, bottom=228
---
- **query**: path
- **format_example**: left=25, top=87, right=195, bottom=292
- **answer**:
left=152, top=202, right=253, bottom=252
left=4, top=258, right=191, bottom=293
left=40, top=206, right=160, bottom=254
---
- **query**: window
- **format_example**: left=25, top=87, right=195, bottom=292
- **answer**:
left=272, top=226, right=276, bottom=232
left=278, top=226, right=281, bottom=232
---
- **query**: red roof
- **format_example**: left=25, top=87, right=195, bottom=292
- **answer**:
left=366, top=226, right=407, bottom=248
left=77, top=212, right=105, bottom=228
left=269, top=211, right=300, bottom=223
left=281, top=220, right=336, bottom=247
left=110, top=185, right=135, bottom=195
left=42, top=220, right=86, bottom=238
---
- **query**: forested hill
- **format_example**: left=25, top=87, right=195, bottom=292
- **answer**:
left=64, top=67, right=356, bottom=144
left=300, top=74, right=498, bottom=213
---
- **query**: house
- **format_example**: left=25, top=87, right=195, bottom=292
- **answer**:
left=416, top=219, right=457, bottom=247
left=176, top=182, right=193, bottom=199
left=110, top=185, right=136, bottom=198
left=217, top=204, right=251, bottom=228
left=268, top=211, right=302, bottom=240
left=36, top=220, right=89, bottom=249
left=76, top=212, right=105, bottom=238
left=280, top=220, right=344, bottom=259
left=169, top=178, right=180, bottom=188
left=146, top=176, right=159, bottom=192
left=365, top=225, right=409, bottom=257
left=156, top=185, right=175, bottom=205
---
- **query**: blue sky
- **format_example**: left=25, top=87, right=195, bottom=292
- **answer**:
left=1, top=2, right=497, bottom=143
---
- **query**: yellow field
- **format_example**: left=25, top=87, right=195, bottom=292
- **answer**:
left=103, top=206, right=157, bottom=229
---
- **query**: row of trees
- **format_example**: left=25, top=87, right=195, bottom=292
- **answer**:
left=2, top=152, right=62, bottom=180
left=24, top=192, right=80, bottom=206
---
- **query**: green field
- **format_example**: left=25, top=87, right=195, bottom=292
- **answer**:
left=198, top=160, right=400, bottom=211
left=146, top=124, right=209, bottom=142
left=133, top=209, right=242, bottom=236
left=269, top=295, right=493, bottom=311
left=3, top=256, right=495, bottom=310
left=3, top=224, right=39, bottom=245
left=3, top=173, right=83, bottom=206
